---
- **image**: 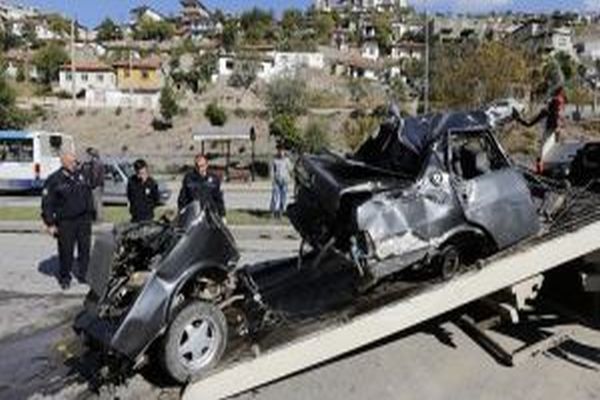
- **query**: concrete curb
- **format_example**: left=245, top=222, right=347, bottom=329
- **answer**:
left=0, top=220, right=299, bottom=241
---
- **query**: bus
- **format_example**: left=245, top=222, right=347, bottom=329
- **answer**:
left=0, top=131, right=75, bottom=192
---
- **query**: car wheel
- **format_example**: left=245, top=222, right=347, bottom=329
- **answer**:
left=436, top=245, right=461, bottom=281
left=161, top=301, right=228, bottom=383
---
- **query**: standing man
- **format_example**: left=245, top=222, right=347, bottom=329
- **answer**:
left=41, top=151, right=95, bottom=290
left=513, top=85, right=567, bottom=163
left=270, top=144, right=292, bottom=219
left=127, top=159, right=160, bottom=223
left=81, top=147, right=104, bottom=222
left=178, top=154, right=226, bottom=217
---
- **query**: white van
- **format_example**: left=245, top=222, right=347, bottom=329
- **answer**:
left=0, top=131, right=75, bottom=192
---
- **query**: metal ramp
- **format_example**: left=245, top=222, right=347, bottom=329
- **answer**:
left=184, top=209, right=600, bottom=400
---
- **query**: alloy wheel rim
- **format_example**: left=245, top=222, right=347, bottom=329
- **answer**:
left=178, top=316, right=219, bottom=371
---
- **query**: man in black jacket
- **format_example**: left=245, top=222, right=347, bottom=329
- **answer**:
left=41, top=152, right=94, bottom=289
left=127, top=159, right=160, bottom=222
left=178, top=154, right=225, bottom=217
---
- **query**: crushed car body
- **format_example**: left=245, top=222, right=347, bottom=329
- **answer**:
left=75, top=107, right=563, bottom=384
left=289, top=108, right=543, bottom=281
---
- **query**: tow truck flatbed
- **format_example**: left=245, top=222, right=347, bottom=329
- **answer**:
left=183, top=195, right=600, bottom=400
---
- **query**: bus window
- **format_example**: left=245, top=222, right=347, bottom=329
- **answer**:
left=0, top=138, right=34, bottom=162
left=39, top=135, right=74, bottom=157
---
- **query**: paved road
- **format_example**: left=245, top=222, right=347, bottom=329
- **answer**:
left=0, top=232, right=298, bottom=400
left=0, top=233, right=599, bottom=400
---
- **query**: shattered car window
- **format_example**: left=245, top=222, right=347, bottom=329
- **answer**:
left=449, top=130, right=508, bottom=180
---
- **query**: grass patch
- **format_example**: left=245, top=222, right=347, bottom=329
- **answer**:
left=0, top=206, right=288, bottom=226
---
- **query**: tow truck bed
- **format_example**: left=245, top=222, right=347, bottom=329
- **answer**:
left=184, top=194, right=600, bottom=400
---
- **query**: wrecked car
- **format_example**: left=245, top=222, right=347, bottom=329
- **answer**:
left=75, top=199, right=357, bottom=384
left=288, top=108, right=557, bottom=282
left=75, top=108, right=561, bottom=384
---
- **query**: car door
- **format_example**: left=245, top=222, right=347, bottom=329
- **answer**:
left=449, top=128, right=540, bottom=250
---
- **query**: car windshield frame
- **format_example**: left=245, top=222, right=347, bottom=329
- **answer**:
left=118, top=162, right=136, bottom=178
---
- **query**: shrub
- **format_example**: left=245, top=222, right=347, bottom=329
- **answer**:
left=265, top=75, right=308, bottom=117
left=159, top=84, right=179, bottom=122
left=152, top=117, right=172, bottom=131
left=304, top=119, right=330, bottom=153
left=204, top=102, right=227, bottom=126
left=343, top=115, right=379, bottom=152
left=54, top=90, right=72, bottom=99
left=269, top=114, right=303, bottom=150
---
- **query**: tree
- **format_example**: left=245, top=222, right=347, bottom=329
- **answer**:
left=221, top=20, right=239, bottom=51
left=0, top=30, right=22, bottom=51
left=0, top=76, right=28, bottom=129
left=96, top=18, right=123, bottom=42
left=430, top=41, right=529, bottom=109
left=190, top=53, right=217, bottom=93
left=205, top=102, right=227, bottom=126
left=389, top=77, right=410, bottom=102
left=240, top=8, right=274, bottom=44
left=281, top=9, right=303, bottom=38
left=21, top=20, right=37, bottom=47
left=16, top=64, right=26, bottom=82
left=33, top=42, right=69, bottom=87
left=314, top=12, right=335, bottom=45
left=266, top=75, right=308, bottom=117
left=133, top=17, right=175, bottom=42
left=46, top=14, right=71, bottom=37
left=304, top=119, right=330, bottom=153
left=554, top=51, right=575, bottom=82
left=228, top=57, right=258, bottom=91
left=159, top=84, right=179, bottom=122
left=372, top=11, right=393, bottom=56
left=269, top=114, right=303, bottom=150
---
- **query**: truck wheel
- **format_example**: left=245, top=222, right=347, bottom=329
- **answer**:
left=436, top=245, right=461, bottom=281
left=161, top=301, right=228, bottom=383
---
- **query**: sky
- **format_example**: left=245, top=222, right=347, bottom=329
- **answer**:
left=16, top=0, right=600, bottom=27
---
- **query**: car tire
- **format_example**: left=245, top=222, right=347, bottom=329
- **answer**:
left=161, top=301, right=228, bottom=384
left=436, top=245, right=461, bottom=281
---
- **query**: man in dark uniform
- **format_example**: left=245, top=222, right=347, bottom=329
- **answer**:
left=178, top=154, right=226, bottom=217
left=41, top=152, right=94, bottom=290
left=127, top=159, right=160, bottom=222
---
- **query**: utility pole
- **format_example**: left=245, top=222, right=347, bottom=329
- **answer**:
left=71, top=15, right=76, bottom=110
left=128, top=33, right=133, bottom=109
left=424, top=0, right=430, bottom=114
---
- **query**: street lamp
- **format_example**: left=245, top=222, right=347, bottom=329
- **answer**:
left=424, top=0, right=430, bottom=114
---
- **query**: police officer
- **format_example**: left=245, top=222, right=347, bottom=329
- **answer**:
left=41, top=151, right=94, bottom=290
left=178, top=154, right=225, bottom=217
left=127, top=159, right=160, bottom=223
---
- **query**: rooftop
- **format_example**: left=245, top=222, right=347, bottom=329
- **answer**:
left=60, top=61, right=112, bottom=72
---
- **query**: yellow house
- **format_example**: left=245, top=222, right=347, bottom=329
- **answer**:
left=113, top=58, right=162, bottom=92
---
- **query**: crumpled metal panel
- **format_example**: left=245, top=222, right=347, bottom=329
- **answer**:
left=356, top=153, right=463, bottom=264
left=458, top=169, right=540, bottom=249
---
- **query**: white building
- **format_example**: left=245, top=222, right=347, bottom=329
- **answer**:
left=391, top=42, right=424, bottom=61
left=218, top=52, right=325, bottom=82
left=579, top=37, right=600, bottom=60
left=0, top=0, right=37, bottom=20
left=512, top=23, right=576, bottom=57
left=315, top=0, right=408, bottom=12
left=130, top=6, right=165, bottom=24
left=58, top=61, right=116, bottom=95
left=361, top=40, right=380, bottom=60
left=3, top=49, right=38, bottom=80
